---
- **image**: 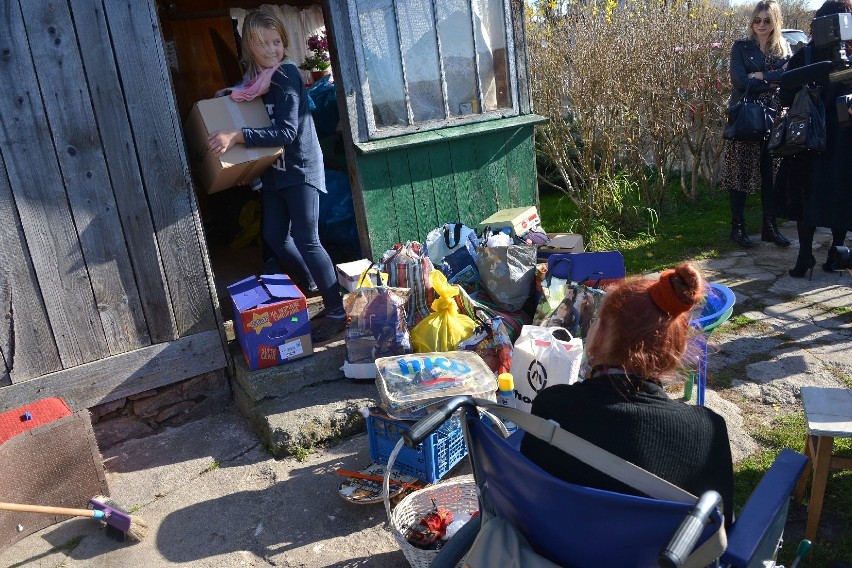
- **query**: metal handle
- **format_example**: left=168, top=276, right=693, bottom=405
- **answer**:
left=658, top=491, right=722, bottom=568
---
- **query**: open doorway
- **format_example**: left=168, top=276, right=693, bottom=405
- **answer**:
left=158, top=0, right=360, bottom=314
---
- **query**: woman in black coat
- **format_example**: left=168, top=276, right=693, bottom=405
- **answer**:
left=775, top=0, right=852, bottom=278
left=722, top=0, right=791, bottom=247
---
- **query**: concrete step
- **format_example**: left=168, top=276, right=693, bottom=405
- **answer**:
left=229, top=334, right=380, bottom=459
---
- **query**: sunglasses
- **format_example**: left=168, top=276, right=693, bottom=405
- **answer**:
left=752, top=17, right=772, bottom=25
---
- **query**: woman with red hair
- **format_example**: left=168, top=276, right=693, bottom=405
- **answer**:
left=521, top=263, right=734, bottom=527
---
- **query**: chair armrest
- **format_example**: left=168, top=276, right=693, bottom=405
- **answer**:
left=721, top=449, right=808, bottom=567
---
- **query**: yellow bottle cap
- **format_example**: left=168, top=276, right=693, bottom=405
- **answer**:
left=497, top=372, right=514, bottom=391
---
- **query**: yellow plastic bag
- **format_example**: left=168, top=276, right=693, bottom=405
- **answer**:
left=356, top=264, right=388, bottom=289
left=410, top=271, right=477, bottom=353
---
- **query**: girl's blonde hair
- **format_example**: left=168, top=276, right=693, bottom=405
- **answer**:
left=240, top=9, right=289, bottom=80
left=748, top=0, right=790, bottom=58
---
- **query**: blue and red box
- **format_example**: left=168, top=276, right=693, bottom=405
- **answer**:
left=228, top=274, right=313, bottom=370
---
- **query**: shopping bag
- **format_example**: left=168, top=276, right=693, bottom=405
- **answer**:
left=535, top=273, right=606, bottom=338
left=342, top=286, right=411, bottom=379
left=379, top=242, right=434, bottom=327
left=475, top=244, right=537, bottom=312
left=424, top=223, right=479, bottom=266
left=509, top=325, right=583, bottom=412
left=410, top=271, right=477, bottom=353
left=354, top=262, right=388, bottom=289
left=453, top=285, right=531, bottom=342
left=458, top=316, right=514, bottom=375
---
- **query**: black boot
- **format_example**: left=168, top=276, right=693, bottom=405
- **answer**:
left=789, top=254, right=816, bottom=279
left=730, top=219, right=754, bottom=247
left=761, top=219, right=791, bottom=247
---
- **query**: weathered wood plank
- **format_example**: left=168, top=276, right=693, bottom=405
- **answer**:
left=383, top=153, right=418, bottom=250
left=474, top=133, right=506, bottom=217
left=428, top=142, right=460, bottom=224
left=406, top=145, right=439, bottom=239
left=104, top=0, right=216, bottom=336
left=511, top=0, right=532, bottom=116
left=0, top=151, right=63, bottom=383
left=504, top=125, right=537, bottom=207
left=69, top=0, right=178, bottom=344
left=21, top=0, right=149, bottom=355
left=0, top=0, right=107, bottom=366
left=353, top=114, right=546, bottom=154
left=0, top=329, right=227, bottom=413
left=447, top=137, right=485, bottom=229
left=357, top=154, right=400, bottom=258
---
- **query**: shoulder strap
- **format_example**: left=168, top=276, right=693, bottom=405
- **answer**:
left=481, top=403, right=696, bottom=503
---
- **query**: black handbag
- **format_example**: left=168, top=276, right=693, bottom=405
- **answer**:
left=768, top=49, right=826, bottom=156
left=767, top=85, right=826, bottom=156
left=723, top=83, right=774, bottom=142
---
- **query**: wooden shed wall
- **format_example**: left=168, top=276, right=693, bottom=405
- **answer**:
left=353, top=118, right=541, bottom=257
left=0, top=0, right=227, bottom=412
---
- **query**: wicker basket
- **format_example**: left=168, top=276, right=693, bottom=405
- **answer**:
left=385, top=475, right=479, bottom=568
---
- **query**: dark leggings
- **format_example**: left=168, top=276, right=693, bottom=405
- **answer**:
left=729, top=144, right=774, bottom=220
left=796, top=223, right=848, bottom=259
left=262, top=182, right=343, bottom=312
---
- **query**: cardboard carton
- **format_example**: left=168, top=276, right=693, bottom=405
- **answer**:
left=228, top=274, right=312, bottom=370
left=477, top=206, right=541, bottom=236
left=184, top=97, right=283, bottom=194
left=335, top=259, right=374, bottom=292
left=537, top=233, right=585, bottom=260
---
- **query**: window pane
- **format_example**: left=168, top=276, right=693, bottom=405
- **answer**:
left=473, top=0, right=511, bottom=111
left=356, top=0, right=408, bottom=127
left=397, top=0, right=445, bottom=122
left=436, top=0, right=479, bottom=117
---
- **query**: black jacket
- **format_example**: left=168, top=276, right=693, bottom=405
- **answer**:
left=728, top=38, right=789, bottom=104
left=520, top=372, right=735, bottom=527
left=774, top=43, right=852, bottom=230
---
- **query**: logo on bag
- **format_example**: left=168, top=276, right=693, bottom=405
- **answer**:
left=527, top=360, right=547, bottom=393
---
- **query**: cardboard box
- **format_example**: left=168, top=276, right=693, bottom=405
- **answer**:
left=184, top=97, right=283, bottom=194
left=227, top=274, right=312, bottom=370
left=477, top=206, right=541, bottom=236
left=336, top=258, right=374, bottom=292
left=537, top=233, right=585, bottom=260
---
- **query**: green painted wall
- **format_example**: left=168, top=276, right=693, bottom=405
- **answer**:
left=354, top=117, right=541, bottom=258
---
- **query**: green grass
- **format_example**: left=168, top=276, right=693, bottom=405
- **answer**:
left=733, top=414, right=852, bottom=566
left=538, top=179, right=765, bottom=274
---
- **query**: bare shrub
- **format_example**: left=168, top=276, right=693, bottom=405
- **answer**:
left=528, top=0, right=744, bottom=233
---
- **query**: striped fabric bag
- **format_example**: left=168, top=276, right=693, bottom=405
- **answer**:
left=379, top=241, right=434, bottom=327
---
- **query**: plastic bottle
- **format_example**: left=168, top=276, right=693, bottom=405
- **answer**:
left=496, top=372, right=518, bottom=434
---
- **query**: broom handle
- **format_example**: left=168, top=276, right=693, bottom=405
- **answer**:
left=0, top=502, right=98, bottom=518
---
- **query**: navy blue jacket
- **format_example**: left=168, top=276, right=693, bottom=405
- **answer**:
left=728, top=38, right=789, bottom=104
left=242, top=64, right=325, bottom=192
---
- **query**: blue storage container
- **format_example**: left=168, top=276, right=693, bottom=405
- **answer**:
left=367, top=412, right=467, bottom=484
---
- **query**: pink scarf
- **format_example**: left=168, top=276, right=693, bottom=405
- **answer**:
left=216, top=64, right=282, bottom=102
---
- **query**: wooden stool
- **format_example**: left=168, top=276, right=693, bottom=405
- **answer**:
left=794, top=387, right=852, bottom=542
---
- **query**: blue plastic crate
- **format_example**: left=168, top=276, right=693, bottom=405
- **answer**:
left=367, top=412, right=467, bottom=484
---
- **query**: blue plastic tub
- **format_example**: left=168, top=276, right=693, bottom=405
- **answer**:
left=367, top=412, right=467, bottom=484
left=685, top=283, right=736, bottom=405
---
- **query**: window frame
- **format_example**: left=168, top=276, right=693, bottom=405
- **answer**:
left=344, top=0, right=521, bottom=140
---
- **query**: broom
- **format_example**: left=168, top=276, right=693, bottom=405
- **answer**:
left=0, top=496, right=148, bottom=542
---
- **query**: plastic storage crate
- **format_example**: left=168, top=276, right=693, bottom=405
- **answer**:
left=367, top=411, right=467, bottom=484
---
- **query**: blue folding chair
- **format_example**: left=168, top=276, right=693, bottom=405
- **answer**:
left=403, top=397, right=808, bottom=568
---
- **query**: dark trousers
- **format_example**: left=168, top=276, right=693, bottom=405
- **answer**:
left=262, top=182, right=342, bottom=311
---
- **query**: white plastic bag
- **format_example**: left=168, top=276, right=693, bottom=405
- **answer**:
left=509, top=325, right=583, bottom=412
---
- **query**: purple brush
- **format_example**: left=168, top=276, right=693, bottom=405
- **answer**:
left=89, top=496, right=148, bottom=541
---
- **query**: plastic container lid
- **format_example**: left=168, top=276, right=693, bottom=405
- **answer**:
left=375, top=351, right=496, bottom=410
left=497, top=372, right=514, bottom=392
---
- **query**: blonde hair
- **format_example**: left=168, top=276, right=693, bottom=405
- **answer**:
left=748, top=0, right=790, bottom=58
left=240, top=9, right=289, bottom=80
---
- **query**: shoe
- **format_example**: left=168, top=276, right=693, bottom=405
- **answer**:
left=788, top=254, right=816, bottom=280
left=761, top=219, right=791, bottom=247
left=313, top=315, right=346, bottom=342
left=730, top=219, right=754, bottom=247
